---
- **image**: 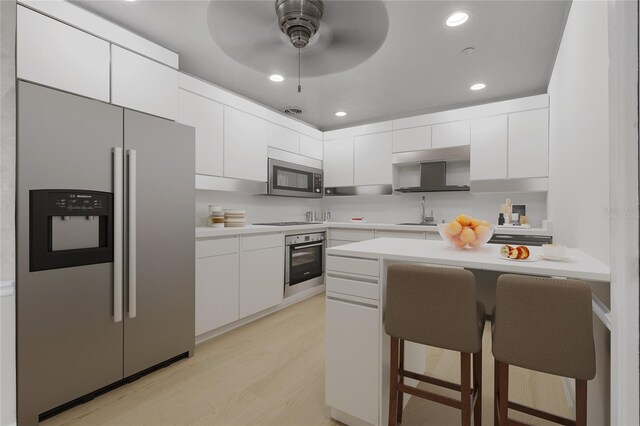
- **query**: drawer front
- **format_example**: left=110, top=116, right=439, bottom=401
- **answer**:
left=326, top=274, right=379, bottom=300
left=196, top=237, right=239, bottom=258
left=240, top=233, right=283, bottom=252
left=328, top=229, right=375, bottom=242
left=328, top=239, right=356, bottom=248
left=327, top=255, right=379, bottom=277
left=375, top=230, right=426, bottom=239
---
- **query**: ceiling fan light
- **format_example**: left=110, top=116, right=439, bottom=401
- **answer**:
left=275, top=0, right=324, bottom=49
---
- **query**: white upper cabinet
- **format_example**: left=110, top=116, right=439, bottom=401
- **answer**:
left=392, top=126, right=432, bottom=153
left=470, top=116, right=508, bottom=180
left=178, top=89, right=224, bottom=177
left=354, top=132, right=393, bottom=185
left=299, top=134, right=323, bottom=160
left=224, top=107, right=268, bottom=182
left=111, top=46, right=179, bottom=120
left=508, top=109, right=549, bottom=178
left=324, top=138, right=355, bottom=187
left=17, top=6, right=110, bottom=102
left=432, top=120, right=471, bottom=148
left=267, top=123, right=300, bottom=153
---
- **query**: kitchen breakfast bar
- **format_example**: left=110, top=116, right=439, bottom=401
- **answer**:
left=324, top=238, right=611, bottom=426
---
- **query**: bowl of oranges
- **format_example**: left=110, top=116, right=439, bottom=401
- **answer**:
left=437, top=214, right=495, bottom=249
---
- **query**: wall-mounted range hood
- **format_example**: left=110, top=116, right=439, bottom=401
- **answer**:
left=395, top=161, right=470, bottom=193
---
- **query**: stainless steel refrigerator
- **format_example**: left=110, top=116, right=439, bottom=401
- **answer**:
left=16, top=81, right=195, bottom=425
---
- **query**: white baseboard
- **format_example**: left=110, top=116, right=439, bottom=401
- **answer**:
left=195, top=285, right=325, bottom=345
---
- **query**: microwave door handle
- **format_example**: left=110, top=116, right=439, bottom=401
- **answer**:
left=292, top=242, right=324, bottom=250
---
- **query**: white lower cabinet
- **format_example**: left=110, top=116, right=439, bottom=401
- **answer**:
left=325, top=293, right=380, bottom=425
left=195, top=237, right=240, bottom=336
left=195, top=253, right=239, bottom=335
left=239, top=240, right=284, bottom=318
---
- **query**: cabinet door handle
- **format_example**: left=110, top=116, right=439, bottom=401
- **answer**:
left=127, top=149, right=137, bottom=319
left=113, top=147, right=123, bottom=323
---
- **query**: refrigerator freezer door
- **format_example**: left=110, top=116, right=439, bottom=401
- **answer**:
left=16, top=82, right=125, bottom=424
left=123, top=110, right=195, bottom=377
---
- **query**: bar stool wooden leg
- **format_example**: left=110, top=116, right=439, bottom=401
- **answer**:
left=461, top=353, right=471, bottom=426
left=498, top=361, right=509, bottom=425
left=389, top=337, right=399, bottom=426
left=397, top=339, right=405, bottom=423
left=473, top=350, right=482, bottom=426
left=494, top=359, right=499, bottom=426
left=576, top=379, right=587, bottom=426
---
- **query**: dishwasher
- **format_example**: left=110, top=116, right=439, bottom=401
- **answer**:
left=475, top=233, right=553, bottom=315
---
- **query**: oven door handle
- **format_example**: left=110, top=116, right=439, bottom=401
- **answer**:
left=291, top=242, right=324, bottom=250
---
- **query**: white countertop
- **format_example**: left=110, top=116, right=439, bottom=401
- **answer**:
left=327, top=238, right=610, bottom=282
left=196, top=221, right=553, bottom=238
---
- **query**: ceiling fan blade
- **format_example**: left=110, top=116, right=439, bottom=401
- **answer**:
left=207, top=0, right=389, bottom=77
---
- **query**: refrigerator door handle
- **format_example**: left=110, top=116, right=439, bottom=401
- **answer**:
left=127, top=149, right=137, bottom=319
left=113, top=147, right=123, bottom=323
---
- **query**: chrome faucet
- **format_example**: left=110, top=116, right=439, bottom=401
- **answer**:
left=421, top=195, right=435, bottom=224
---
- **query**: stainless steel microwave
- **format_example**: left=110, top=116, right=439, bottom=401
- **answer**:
left=268, top=158, right=323, bottom=198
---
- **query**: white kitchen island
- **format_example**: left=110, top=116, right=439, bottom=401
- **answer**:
left=325, top=238, right=611, bottom=426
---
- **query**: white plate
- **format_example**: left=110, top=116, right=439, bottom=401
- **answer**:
left=540, top=254, right=572, bottom=261
left=498, top=254, right=538, bottom=262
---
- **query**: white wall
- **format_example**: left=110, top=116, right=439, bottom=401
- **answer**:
left=197, top=189, right=547, bottom=228
left=548, top=0, right=610, bottom=265
left=548, top=2, right=611, bottom=424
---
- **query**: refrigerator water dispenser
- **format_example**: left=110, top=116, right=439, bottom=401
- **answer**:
left=30, top=189, right=113, bottom=271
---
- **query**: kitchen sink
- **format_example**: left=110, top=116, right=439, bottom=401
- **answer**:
left=396, top=222, right=438, bottom=226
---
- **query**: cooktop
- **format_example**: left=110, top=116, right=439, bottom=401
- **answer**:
left=253, top=222, right=323, bottom=226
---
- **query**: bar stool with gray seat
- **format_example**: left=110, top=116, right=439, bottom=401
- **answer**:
left=385, top=264, right=486, bottom=426
left=492, top=274, right=596, bottom=426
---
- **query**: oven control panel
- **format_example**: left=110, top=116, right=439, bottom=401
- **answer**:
left=313, top=173, right=323, bottom=194
left=285, top=232, right=325, bottom=246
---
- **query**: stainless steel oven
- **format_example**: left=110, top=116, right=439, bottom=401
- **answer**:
left=268, top=158, right=323, bottom=198
left=285, top=232, right=325, bottom=297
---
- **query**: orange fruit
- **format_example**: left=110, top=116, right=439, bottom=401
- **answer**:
left=470, top=218, right=481, bottom=227
left=452, top=238, right=467, bottom=248
left=447, top=220, right=463, bottom=236
left=475, top=225, right=491, bottom=239
left=459, top=227, right=477, bottom=244
left=456, top=214, right=471, bottom=226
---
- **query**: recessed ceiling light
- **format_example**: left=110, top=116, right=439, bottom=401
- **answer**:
left=470, top=83, right=487, bottom=91
left=445, top=11, right=470, bottom=27
left=269, top=74, right=284, bottom=82
left=335, top=111, right=347, bottom=117
left=461, top=47, right=476, bottom=55
left=124, top=0, right=136, bottom=2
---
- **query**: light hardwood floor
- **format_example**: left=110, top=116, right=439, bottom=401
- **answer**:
left=44, top=293, right=571, bottom=426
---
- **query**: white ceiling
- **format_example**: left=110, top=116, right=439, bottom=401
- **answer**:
left=71, top=0, right=571, bottom=131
